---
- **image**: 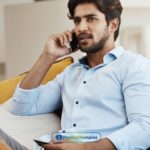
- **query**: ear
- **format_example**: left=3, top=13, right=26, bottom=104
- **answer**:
left=109, top=18, right=119, bottom=33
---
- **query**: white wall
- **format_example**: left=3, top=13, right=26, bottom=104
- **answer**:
left=119, top=7, right=150, bottom=58
left=122, top=8, right=150, bottom=27
left=0, top=0, right=33, bottom=63
left=4, top=0, right=81, bottom=78
left=121, top=0, right=150, bottom=8
left=144, top=27, right=150, bottom=58
left=0, top=5, right=5, bottom=62
left=0, top=0, right=33, bottom=5
left=3, top=1, right=150, bottom=78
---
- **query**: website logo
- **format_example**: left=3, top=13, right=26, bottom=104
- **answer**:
left=52, top=132, right=101, bottom=143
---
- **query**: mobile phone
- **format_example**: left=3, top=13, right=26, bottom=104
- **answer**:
left=34, top=139, right=49, bottom=147
left=69, top=32, right=79, bottom=52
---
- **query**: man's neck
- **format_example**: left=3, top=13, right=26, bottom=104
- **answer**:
left=86, top=44, right=115, bottom=68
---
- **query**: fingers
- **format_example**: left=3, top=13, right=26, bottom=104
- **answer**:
left=45, top=29, right=75, bottom=57
left=52, top=139, right=72, bottom=144
left=58, top=35, right=64, bottom=47
left=43, top=143, right=62, bottom=150
left=64, top=30, right=72, bottom=42
left=57, top=30, right=72, bottom=47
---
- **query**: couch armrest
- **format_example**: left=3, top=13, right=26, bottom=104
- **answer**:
left=0, top=103, right=61, bottom=149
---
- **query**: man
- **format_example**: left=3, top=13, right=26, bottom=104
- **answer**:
left=1, top=0, right=150, bottom=149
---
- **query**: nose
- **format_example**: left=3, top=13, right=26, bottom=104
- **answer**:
left=78, top=20, right=88, bottom=32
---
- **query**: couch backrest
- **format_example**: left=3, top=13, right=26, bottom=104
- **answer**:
left=0, top=57, right=74, bottom=104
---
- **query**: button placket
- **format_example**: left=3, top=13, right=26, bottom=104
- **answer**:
left=70, top=97, right=82, bottom=128
left=83, top=81, right=86, bottom=84
left=71, top=69, right=92, bottom=129
left=73, top=123, right=76, bottom=127
left=75, top=101, right=79, bottom=105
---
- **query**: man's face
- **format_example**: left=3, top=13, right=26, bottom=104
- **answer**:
left=73, top=3, right=110, bottom=53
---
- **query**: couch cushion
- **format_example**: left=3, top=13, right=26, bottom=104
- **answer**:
left=0, top=140, right=11, bottom=150
left=0, top=57, right=73, bottom=104
left=0, top=99, right=61, bottom=149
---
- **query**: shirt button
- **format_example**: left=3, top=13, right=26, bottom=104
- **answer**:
left=83, top=81, right=86, bottom=84
left=76, top=101, right=79, bottom=104
left=73, top=124, right=76, bottom=127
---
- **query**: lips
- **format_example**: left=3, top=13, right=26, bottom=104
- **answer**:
left=78, top=34, right=92, bottom=41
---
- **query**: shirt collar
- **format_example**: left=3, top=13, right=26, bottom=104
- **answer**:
left=108, top=46, right=125, bottom=59
left=79, top=46, right=125, bottom=68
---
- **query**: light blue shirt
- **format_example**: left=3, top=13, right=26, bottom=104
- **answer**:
left=10, top=47, right=150, bottom=150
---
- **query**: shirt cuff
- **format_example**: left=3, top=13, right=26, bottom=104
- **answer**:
left=13, top=83, right=40, bottom=104
left=107, top=122, right=150, bottom=150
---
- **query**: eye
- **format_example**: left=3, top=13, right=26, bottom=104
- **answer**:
left=73, top=19, right=80, bottom=25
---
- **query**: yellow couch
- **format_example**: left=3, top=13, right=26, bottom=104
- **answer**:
left=0, top=56, right=73, bottom=149
left=0, top=56, right=73, bottom=104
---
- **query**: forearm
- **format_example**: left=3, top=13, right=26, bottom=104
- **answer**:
left=20, top=54, right=57, bottom=89
left=85, top=138, right=116, bottom=150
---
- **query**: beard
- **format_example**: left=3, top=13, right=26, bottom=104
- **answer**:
left=79, top=27, right=109, bottom=53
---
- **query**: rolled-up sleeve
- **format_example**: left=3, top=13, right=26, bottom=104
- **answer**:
left=9, top=73, right=64, bottom=116
left=107, top=57, right=150, bottom=150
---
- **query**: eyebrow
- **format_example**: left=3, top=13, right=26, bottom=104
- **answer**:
left=73, top=14, right=97, bottom=20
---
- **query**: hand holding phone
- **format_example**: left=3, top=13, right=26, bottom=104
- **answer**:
left=69, top=32, right=79, bottom=52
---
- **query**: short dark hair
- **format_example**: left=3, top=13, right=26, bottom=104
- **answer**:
left=68, top=0, right=123, bottom=41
